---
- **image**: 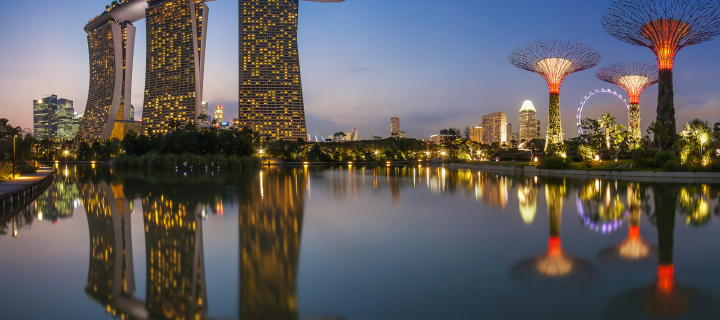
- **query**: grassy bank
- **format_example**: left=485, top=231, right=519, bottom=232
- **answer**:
left=112, top=153, right=260, bottom=173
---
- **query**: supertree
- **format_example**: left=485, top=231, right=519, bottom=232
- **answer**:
left=596, top=62, right=659, bottom=148
left=602, top=0, right=720, bottom=150
left=508, top=40, right=601, bottom=153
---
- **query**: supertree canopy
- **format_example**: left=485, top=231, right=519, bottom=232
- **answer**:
left=602, top=0, right=720, bottom=149
left=508, top=40, right=601, bottom=152
left=596, top=62, right=659, bottom=146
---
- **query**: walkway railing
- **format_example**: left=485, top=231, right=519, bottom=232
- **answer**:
left=0, top=167, right=55, bottom=218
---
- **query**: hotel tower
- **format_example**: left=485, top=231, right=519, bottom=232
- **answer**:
left=79, top=1, right=145, bottom=139
left=238, top=0, right=344, bottom=141
left=142, top=0, right=210, bottom=135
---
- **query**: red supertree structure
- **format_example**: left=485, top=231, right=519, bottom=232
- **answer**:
left=596, top=62, right=659, bottom=147
left=602, top=0, right=720, bottom=149
left=508, top=40, right=601, bottom=153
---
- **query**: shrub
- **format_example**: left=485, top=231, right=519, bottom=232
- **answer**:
left=538, top=156, right=572, bottom=169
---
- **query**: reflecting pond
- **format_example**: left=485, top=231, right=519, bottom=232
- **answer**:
left=1, top=164, right=720, bottom=319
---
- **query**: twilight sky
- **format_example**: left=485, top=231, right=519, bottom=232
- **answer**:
left=1, top=0, right=719, bottom=140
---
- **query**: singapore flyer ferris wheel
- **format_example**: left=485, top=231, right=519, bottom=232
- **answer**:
left=576, top=89, right=629, bottom=136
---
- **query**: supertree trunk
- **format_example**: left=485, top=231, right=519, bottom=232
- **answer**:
left=545, top=92, right=564, bottom=152
left=629, top=103, right=641, bottom=148
left=655, top=69, right=676, bottom=150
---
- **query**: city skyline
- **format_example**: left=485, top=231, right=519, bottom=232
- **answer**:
left=2, top=0, right=720, bottom=140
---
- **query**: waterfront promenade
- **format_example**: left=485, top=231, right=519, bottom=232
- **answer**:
left=0, top=167, right=54, bottom=216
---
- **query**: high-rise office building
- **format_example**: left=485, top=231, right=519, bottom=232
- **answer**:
left=80, top=3, right=141, bottom=140
left=506, top=123, right=513, bottom=142
left=34, top=95, right=75, bottom=140
left=239, top=0, right=344, bottom=140
left=519, top=100, right=539, bottom=142
left=214, top=105, right=223, bottom=123
left=481, top=112, right=507, bottom=144
left=350, top=128, right=359, bottom=141
left=390, top=117, right=400, bottom=137
left=142, top=0, right=210, bottom=135
left=470, top=126, right=483, bottom=144
left=536, top=120, right=542, bottom=140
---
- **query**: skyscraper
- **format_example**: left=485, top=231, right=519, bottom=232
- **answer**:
left=519, top=100, right=538, bottom=142
left=80, top=2, right=142, bottom=140
left=390, top=117, right=400, bottom=137
left=142, top=0, right=210, bottom=135
left=350, top=128, right=359, bottom=141
left=34, top=95, right=74, bottom=140
left=470, top=126, right=483, bottom=143
left=238, top=0, right=344, bottom=141
left=506, top=123, right=513, bottom=142
left=481, top=111, right=507, bottom=144
left=214, top=105, right=223, bottom=123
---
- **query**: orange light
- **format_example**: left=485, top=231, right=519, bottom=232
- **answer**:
left=548, top=236, right=562, bottom=256
left=657, top=264, right=675, bottom=293
left=536, top=57, right=573, bottom=94
left=628, top=225, right=640, bottom=239
left=642, top=19, right=690, bottom=70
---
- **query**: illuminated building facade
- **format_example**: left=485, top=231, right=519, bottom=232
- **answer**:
left=470, top=126, right=483, bottom=144
left=506, top=123, right=514, bottom=142
left=33, top=95, right=74, bottom=140
left=519, top=100, right=538, bottom=142
left=391, top=117, right=400, bottom=137
left=481, top=111, right=507, bottom=144
left=238, top=0, right=344, bottom=140
left=214, top=105, right=223, bottom=123
left=80, top=8, right=139, bottom=140
left=142, top=0, right=209, bottom=135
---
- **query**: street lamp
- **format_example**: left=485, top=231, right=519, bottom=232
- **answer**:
left=12, top=134, right=17, bottom=178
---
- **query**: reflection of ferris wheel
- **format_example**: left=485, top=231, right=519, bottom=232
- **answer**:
left=576, top=89, right=629, bottom=136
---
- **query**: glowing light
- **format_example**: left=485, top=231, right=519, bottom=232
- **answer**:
left=441, top=151, right=446, bottom=156
left=533, top=157, right=538, bottom=162
left=617, top=75, right=651, bottom=103
left=536, top=57, right=573, bottom=93
left=38, top=211, right=43, bottom=221
left=519, top=100, right=536, bottom=112
left=374, top=150, right=379, bottom=155
left=657, top=264, right=675, bottom=293
left=303, top=161, right=309, bottom=165
left=258, top=149, right=264, bottom=155
left=642, top=19, right=690, bottom=70
left=594, top=154, right=600, bottom=162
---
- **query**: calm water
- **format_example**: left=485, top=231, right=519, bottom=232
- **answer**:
left=1, top=164, right=720, bottom=320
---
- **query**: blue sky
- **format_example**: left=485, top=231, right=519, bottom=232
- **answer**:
left=1, top=0, right=719, bottom=139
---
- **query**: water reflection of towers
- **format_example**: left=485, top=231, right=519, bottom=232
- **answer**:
left=79, top=170, right=207, bottom=320
left=239, top=169, right=306, bottom=320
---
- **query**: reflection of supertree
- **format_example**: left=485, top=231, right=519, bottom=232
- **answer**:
left=508, top=40, right=601, bottom=152
left=511, top=178, right=598, bottom=287
left=598, top=183, right=654, bottom=262
left=596, top=63, right=659, bottom=146
left=605, top=183, right=720, bottom=318
left=239, top=169, right=306, bottom=320
left=577, top=179, right=625, bottom=234
left=602, top=0, right=720, bottom=149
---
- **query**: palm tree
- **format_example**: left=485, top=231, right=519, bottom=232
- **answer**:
left=598, top=113, right=615, bottom=151
left=197, top=113, right=208, bottom=127
left=680, top=119, right=711, bottom=159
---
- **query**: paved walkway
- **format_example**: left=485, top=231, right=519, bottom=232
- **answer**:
left=0, top=167, right=54, bottom=210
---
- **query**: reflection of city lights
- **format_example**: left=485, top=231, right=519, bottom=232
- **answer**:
left=38, top=211, right=43, bottom=220
left=595, top=179, right=601, bottom=192
left=533, top=157, right=538, bottom=162
left=534, top=176, right=538, bottom=183
left=441, top=151, right=446, bottom=156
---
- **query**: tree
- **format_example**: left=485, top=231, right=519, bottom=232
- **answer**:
left=463, top=126, right=471, bottom=140
left=333, top=132, right=346, bottom=142
left=598, top=113, right=616, bottom=151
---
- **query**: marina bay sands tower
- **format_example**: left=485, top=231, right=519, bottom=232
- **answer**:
left=238, top=0, right=344, bottom=141
left=79, top=0, right=211, bottom=139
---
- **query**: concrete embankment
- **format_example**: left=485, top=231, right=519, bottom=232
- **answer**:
left=0, top=167, right=55, bottom=217
left=449, top=163, right=720, bottom=182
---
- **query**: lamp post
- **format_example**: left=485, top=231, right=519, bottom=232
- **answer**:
left=12, top=134, right=17, bottom=178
